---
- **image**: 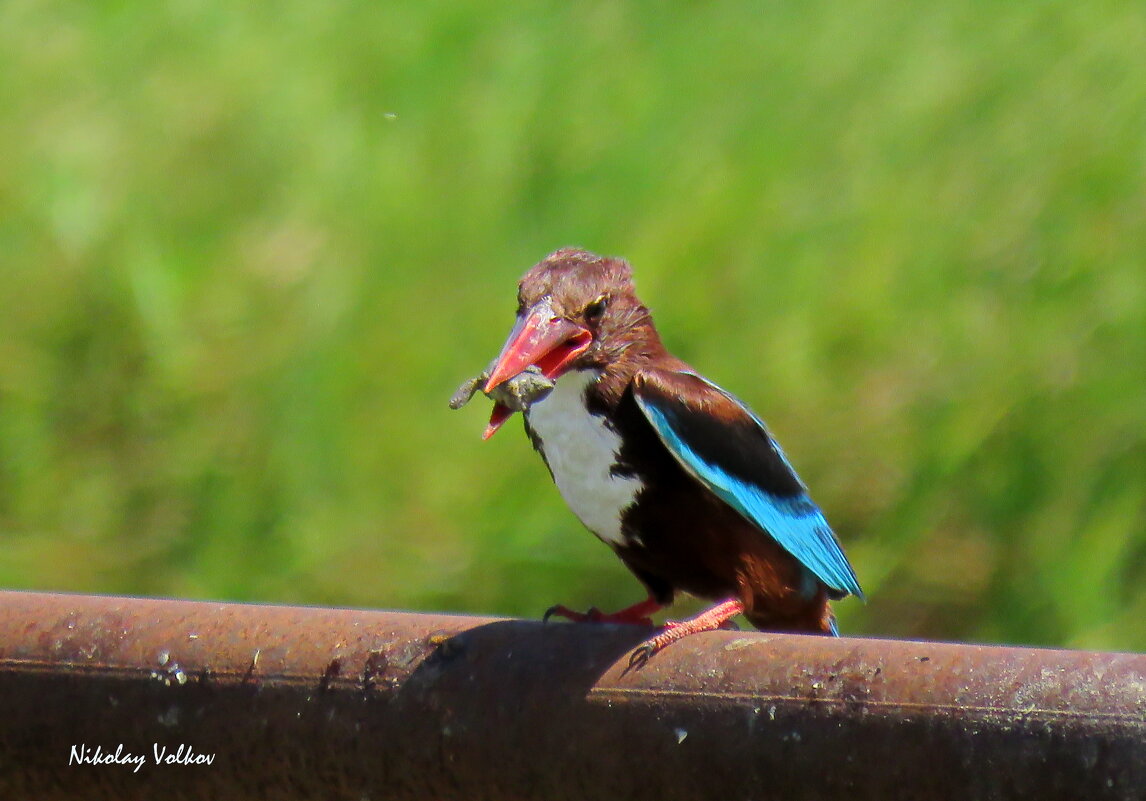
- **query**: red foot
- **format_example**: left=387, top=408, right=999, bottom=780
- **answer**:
left=628, top=598, right=745, bottom=670
left=543, top=597, right=663, bottom=627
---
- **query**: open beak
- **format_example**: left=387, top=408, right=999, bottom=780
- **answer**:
left=480, top=297, right=592, bottom=439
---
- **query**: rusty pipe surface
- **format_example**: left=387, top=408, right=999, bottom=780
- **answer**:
left=0, top=591, right=1141, bottom=801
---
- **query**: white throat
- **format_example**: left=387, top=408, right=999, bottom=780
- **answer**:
left=524, top=370, right=643, bottom=546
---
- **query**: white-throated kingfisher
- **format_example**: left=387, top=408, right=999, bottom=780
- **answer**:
left=478, top=248, right=862, bottom=664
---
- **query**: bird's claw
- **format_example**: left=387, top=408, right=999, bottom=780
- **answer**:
left=543, top=604, right=603, bottom=624
left=626, top=643, right=656, bottom=672
left=543, top=604, right=660, bottom=626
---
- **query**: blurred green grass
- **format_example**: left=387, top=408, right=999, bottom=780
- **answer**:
left=1, top=1, right=1143, bottom=649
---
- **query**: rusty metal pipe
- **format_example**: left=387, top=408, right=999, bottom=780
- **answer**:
left=0, top=590, right=1141, bottom=800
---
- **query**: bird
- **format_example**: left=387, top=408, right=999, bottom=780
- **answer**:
left=478, top=248, right=862, bottom=663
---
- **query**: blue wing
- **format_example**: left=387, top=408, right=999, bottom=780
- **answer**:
left=632, top=369, right=863, bottom=600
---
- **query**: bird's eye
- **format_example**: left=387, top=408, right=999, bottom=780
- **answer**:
left=584, top=295, right=608, bottom=322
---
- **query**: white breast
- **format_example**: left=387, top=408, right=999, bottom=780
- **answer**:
left=525, top=370, right=643, bottom=546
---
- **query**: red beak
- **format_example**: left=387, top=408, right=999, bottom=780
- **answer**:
left=480, top=297, right=592, bottom=439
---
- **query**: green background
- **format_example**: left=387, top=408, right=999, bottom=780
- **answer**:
left=2, top=2, right=1144, bottom=650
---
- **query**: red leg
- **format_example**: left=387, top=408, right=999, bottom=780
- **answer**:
left=628, top=598, right=745, bottom=670
left=544, top=596, right=663, bottom=627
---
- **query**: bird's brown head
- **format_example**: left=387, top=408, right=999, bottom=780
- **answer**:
left=481, top=248, right=660, bottom=437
